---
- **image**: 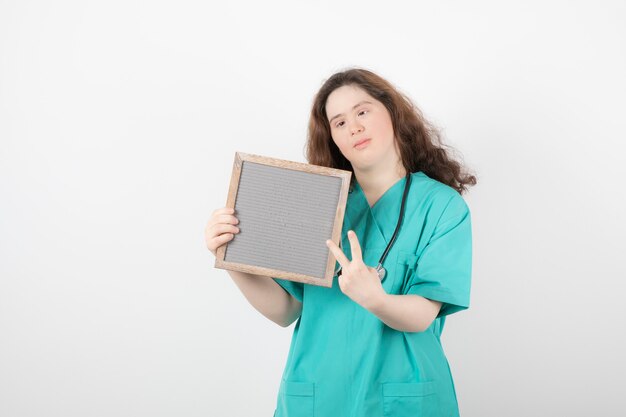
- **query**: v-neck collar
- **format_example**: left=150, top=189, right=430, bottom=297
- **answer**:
left=367, top=175, right=407, bottom=211
left=344, top=175, right=409, bottom=246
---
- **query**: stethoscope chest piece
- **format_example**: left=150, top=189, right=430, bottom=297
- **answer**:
left=376, top=264, right=386, bottom=281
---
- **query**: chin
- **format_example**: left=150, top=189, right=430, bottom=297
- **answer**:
left=350, top=160, right=378, bottom=172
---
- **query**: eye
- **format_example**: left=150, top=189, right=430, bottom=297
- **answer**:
left=335, top=120, right=345, bottom=128
left=358, top=109, right=369, bottom=117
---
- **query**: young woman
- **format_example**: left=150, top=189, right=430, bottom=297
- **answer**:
left=205, top=68, right=476, bottom=417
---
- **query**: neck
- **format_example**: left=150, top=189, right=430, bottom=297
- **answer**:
left=354, top=162, right=407, bottom=207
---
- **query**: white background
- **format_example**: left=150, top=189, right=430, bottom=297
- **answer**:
left=1, top=1, right=625, bottom=416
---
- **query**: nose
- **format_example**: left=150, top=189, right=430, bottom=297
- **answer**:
left=349, top=119, right=364, bottom=135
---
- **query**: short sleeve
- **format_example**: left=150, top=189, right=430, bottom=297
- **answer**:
left=405, top=194, right=472, bottom=317
left=272, top=278, right=304, bottom=303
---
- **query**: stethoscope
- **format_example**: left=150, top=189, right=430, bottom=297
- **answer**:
left=335, top=172, right=412, bottom=282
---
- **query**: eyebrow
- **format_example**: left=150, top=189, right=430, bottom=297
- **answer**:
left=328, top=100, right=373, bottom=124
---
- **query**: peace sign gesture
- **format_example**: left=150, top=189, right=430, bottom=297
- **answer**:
left=326, top=230, right=386, bottom=309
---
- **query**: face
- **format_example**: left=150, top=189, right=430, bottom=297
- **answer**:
left=325, top=85, right=399, bottom=172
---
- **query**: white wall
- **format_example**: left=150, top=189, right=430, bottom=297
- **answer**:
left=1, top=1, right=625, bottom=416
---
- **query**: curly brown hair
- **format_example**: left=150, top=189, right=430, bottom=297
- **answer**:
left=306, top=68, right=477, bottom=195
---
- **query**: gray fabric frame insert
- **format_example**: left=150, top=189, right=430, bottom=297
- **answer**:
left=224, top=161, right=342, bottom=279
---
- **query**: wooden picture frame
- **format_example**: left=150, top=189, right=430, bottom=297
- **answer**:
left=214, top=152, right=352, bottom=287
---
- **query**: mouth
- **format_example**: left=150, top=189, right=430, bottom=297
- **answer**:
left=353, top=138, right=371, bottom=149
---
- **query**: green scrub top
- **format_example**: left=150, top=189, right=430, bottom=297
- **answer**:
left=272, top=171, right=472, bottom=417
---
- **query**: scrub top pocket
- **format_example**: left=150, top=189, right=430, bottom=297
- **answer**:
left=382, top=381, right=439, bottom=417
left=276, top=380, right=315, bottom=417
left=392, top=250, right=418, bottom=295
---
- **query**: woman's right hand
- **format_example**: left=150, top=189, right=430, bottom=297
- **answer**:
left=205, top=207, right=240, bottom=257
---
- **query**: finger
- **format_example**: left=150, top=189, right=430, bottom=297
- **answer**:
left=205, top=223, right=239, bottom=243
left=206, top=213, right=239, bottom=229
left=215, top=232, right=235, bottom=244
left=208, top=232, right=235, bottom=253
left=326, top=239, right=350, bottom=268
left=347, top=230, right=362, bottom=262
left=212, top=207, right=235, bottom=216
left=215, top=214, right=239, bottom=225
left=213, top=223, right=240, bottom=236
